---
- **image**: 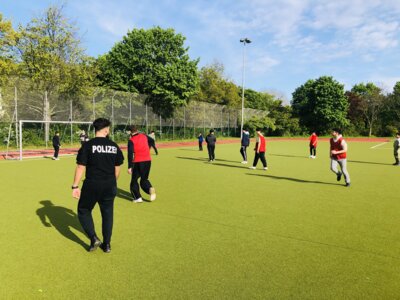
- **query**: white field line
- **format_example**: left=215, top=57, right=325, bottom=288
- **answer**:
left=370, top=142, right=388, bottom=149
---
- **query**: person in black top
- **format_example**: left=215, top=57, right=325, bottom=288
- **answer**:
left=52, top=132, right=61, bottom=160
left=240, top=129, right=250, bottom=164
left=205, top=129, right=216, bottom=162
left=72, top=118, right=124, bottom=253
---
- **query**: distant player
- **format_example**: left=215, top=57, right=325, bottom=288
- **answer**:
left=249, top=128, right=267, bottom=170
left=128, top=125, right=157, bottom=203
left=198, top=133, right=204, bottom=151
left=393, top=132, right=400, bottom=166
left=52, top=132, right=61, bottom=160
left=205, top=129, right=216, bottom=162
left=330, top=128, right=350, bottom=187
left=240, top=129, right=250, bottom=164
left=148, top=130, right=158, bottom=155
left=79, top=130, right=88, bottom=146
left=309, top=131, right=318, bottom=158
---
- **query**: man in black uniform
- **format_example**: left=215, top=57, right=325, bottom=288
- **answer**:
left=52, top=132, right=61, bottom=160
left=72, top=118, right=124, bottom=253
left=205, top=129, right=216, bottom=162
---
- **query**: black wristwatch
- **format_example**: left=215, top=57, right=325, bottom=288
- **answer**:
left=71, top=185, right=79, bottom=189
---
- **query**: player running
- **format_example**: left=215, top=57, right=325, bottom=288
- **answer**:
left=240, top=129, right=250, bottom=164
left=128, top=125, right=157, bottom=203
left=330, top=128, right=350, bottom=187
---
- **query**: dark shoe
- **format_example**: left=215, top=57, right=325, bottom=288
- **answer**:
left=393, top=162, right=400, bottom=166
left=89, top=236, right=102, bottom=252
left=336, top=172, right=342, bottom=182
left=101, top=243, right=111, bottom=253
left=345, top=183, right=351, bottom=187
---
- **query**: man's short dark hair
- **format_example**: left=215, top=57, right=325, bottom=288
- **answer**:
left=130, top=125, right=138, bottom=133
left=332, top=128, right=341, bottom=134
left=93, top=118, right=111, bottom=132
left=256, top=128, right=262, bottom=132
left=210, top=129, right=214, bottom=133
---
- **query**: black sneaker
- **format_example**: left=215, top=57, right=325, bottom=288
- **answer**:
left=88, top=236, right=102, bottom=252
left=345, top=183, right=351, bottom=187
left=101, top=243, right=111, bottom=253
left=336, top=172, right=342, bottom=182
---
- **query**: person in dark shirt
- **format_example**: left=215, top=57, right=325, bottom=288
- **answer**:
left=52, top=132, right=61, bottom=160
left=128, top=125, right=157, bottom=203
left=198, top=133, right=204, bottom=151
left=240, top=129, right=250, bottom=164
left=72, top=118, right=124, bottom=253
left=205, top=129, right=217, bottom=162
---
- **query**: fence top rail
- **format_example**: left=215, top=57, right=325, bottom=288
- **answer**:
left=19, top=120, right=93, bottom=124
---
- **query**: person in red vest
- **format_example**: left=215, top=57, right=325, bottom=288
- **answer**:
left=309, top=131, right=318, bottom=158
left=330, top=128, right=350, bottom=187
left=128, top=125, right=157, bottom=203
left=249, top=128, right=268, bottom=170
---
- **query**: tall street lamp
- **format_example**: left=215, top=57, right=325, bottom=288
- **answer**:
left=240, top=38, right=251, bottom=140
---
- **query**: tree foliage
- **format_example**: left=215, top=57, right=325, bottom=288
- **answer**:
left=98, top=26, right=199, bottom=119
left=291, top=76, right=349, bottom=133
left=350, top=83, right=384, bottom=136
left=192, top=62, right=240, bottom=107
left=0, top=13, right=19, bottom=87
left=17, top=5, right=94, bottom=97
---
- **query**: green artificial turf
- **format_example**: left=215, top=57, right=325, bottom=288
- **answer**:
left=0, top=140, right=399, bottom=299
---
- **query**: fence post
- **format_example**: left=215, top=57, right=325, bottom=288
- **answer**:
left=14, top=86, right=19, bottom=147
left=70, top=100, right=73, bottom=145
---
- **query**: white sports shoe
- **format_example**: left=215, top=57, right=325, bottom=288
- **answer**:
left=249, top=166, right=256, bottom=170
left=263, top=167, right=268, bottom=170
left=133, top=198, right=143, bottom=203
left=149, top=187, right=156, bottom=201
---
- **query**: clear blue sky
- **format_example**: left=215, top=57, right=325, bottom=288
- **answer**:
left=2, top=0, right=400, bottom=101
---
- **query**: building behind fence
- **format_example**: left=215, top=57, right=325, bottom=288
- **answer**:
left=0, top=85, right=268, bottom=146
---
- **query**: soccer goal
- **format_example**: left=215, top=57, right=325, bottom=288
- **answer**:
left=18, top=120, right=93, bottom=160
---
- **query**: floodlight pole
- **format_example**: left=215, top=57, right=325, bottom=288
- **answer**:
left=240, top=38, right=251, bottom=140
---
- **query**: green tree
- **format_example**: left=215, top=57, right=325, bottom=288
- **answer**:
left=18, top=5, right=93, bottom=96
left=244, top=89, right=275, bottom=111
left=0, top=13, right=19, bottom=87
left=192, top=62, right=240, bottom=107
left=378, top=81, right=400, bottom=136
left=350, top=83, right=385, bottom=136
left=98, top=26, right=199, bottom=119
left=291, top=76, right=349, bottom=134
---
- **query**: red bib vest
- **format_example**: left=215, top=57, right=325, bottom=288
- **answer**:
left=256, top=135, right=266, bottom=152
left=130, top=133, right=151, bottom=162
left=330, top=137, right=346, bottom=160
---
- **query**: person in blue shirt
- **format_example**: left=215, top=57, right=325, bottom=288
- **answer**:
left=198, top=133, right=204, bottom=151
left=240, top=129, right=250, bottom=164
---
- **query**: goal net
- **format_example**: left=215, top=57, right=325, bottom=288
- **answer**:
left=16, top=120, right=93, bottom=160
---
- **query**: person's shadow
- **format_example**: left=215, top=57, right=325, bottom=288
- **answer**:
left=36, top=200, right=87, bottom=249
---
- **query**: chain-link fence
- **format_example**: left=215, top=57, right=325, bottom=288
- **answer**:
left=0, top=85, right=268, bottom=147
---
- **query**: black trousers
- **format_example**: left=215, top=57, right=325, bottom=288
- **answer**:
left=53, top=146, right=59, bottom=158
left=207, top=145, right=215, bottom=161
left=253, top=152, right=267, bottom=167
left=130, top=161, right=152, bottom=200
left=199, top=142, right=203, bottom=151
left=240, top=146, right=248, bottom=161
left=310, top=146, right=316, bottom=156
left=78, top=179, right=116, bottom=244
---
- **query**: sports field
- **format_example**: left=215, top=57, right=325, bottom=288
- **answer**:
left=1, top=140, right=399, bottom=299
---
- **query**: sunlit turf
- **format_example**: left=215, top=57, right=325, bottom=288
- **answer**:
left=0, top=140, right=399, bottom=299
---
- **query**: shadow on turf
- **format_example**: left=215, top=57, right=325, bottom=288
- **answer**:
left=270, top=153, right=309, bottom=159
left=117, top=188, right=152, bottom=202
left=246, top=173, right=342, bottom=186
left=36, top=200, right=87, bottom=249
left=348, top=160, right=392, bottom=166
left=176, top=156, right=241, bottom=164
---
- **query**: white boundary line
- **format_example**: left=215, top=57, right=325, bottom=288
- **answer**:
left=370, top=142, right=388, bottom=149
